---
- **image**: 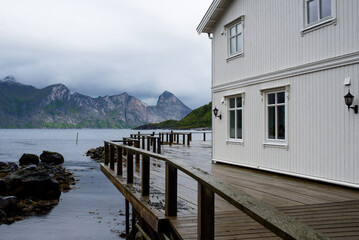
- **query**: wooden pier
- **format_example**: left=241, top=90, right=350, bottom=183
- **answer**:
left=101, top=137, right=359, bottom=239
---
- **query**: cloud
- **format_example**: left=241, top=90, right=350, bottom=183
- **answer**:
left=0, top=0, right=212, bottom=109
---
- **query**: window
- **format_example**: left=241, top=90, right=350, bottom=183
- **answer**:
left=266, top=91, right=285, bottom=141
left=306, top=0, right=332, bottom=25
left=228, top=96, right=243, bottom=140
left=228, top=22, right=243, bottom=57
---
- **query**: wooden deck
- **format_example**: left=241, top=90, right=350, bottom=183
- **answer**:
left=101, top=140, right=359, bottom=239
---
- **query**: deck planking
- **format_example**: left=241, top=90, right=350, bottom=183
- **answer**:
left=102, top=141, right=359, bottom=239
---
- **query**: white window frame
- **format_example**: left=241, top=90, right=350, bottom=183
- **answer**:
left=261, top=87, right=289, bottom=148
left=302, top=0, right=336, bottom=35
left=227, top=95, right=244, bottom=142
left=225, top=16, right=244, bottom=61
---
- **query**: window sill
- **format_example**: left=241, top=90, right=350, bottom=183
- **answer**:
left=301, top=17, right=337, bottom=36
left=226, top=139, right=243, bottom=145
left=226, top=52, right=243, bottom=62
left=263, top=142, right=288, bottom=149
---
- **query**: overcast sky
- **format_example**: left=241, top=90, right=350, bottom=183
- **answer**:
left=0, top=0, right=212, bottom=109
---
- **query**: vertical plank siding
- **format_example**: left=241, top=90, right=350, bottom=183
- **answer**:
left=211, top=0, right=359, bottom=187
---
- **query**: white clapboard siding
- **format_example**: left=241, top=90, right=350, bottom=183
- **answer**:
left=211, top=0, right=359, bottom=88
left=213, top=64, right=359, bottom=187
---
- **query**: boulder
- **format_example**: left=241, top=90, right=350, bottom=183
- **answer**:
left=19, top=154, right=39, bottom=166
left=6, top=170, right=61, bottom=200
left=40, top=151, right=64, bottom=165
left=0, top=196, right=17, bottom=209
left=0, top=179, right=8, bottom=195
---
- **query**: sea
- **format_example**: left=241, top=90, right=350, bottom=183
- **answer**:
left=0, top=129, right=173, bottom=240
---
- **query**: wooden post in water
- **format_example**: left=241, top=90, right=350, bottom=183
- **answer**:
left=76, top=133, right=78, bottom=145
left=127, top=150, right=133, bottom=184
left=141, top=155, right=150, bottom=196
left=165, top=163, right=177, bottom=216
left=116, top=146, right=122, bottom=176
left=131, top=207, right=136, bottom=240
left=104, top=142, right=109, bottom=165
left=109, top=143, right=115, bottom=170
left=203, top=132, right=206, bottom=141
left=198, top=183, right=214, bottom=240
left=125, top=200, right=129, bottom=236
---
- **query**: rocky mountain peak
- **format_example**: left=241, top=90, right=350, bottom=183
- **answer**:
left=157, top=91, right=178, bottom=106
left=3, top=75, right=17, bottom=83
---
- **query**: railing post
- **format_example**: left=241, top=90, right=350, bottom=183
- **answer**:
left=166, top=133, right=169, bottom=143
left=127, top=150, right=133, bottom=184
left=182, top=134, right=185, bottom=145
left=189, top=133, right=192, bottom=141
left=117, top=146, right=122, bottom=176
left=170, top=131, right=173, bottom=145
left=147, top=136, right=150, bottom=151
left=187, top=133, right=190, bottom=146
left=153, top=137, right=157, bottom=153
left=142, top=136, right=145, bottom=150
left=141, top=154, right=150, bottom=196
left=157, top=137, right=161, bottom=154
left=198, top=183, right=214, bottom=240
left=135, top=141, right=140, bottom=164
left=104, top=141, right=109, bottom=165
left=110, top=143, right=115, bottom=170
left=161, top=133, right=164, bottom=143
left=165, top=162, right=177, bottom=216
left=176, top=133, right=179, bottom=144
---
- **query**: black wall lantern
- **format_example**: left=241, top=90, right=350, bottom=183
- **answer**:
left=344, top=90, right=358, bottom=114
left=213, top=107, right=222, bottom=119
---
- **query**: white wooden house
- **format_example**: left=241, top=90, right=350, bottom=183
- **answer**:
left=197, top=0, right=359, bottom=188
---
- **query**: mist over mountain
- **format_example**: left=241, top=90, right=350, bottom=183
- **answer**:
left=0, top=76, right=191, bottom=128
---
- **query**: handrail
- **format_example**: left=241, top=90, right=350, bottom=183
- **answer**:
left=103, top=141, right=328, bottom=240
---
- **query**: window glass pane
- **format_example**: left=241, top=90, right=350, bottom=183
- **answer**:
left=320, top=0, right=331, bottom=18
left=229, top=98, right=235, bottom=108
left=236, top=97, right=242, bottom=108
left=268, top=93, right=275, bottom=105
left=237, top=110, right=242, bottom=139
left=230, top=110, right=235, bottom=138
left=230, top=37, right=236, bottom=54
left=230, top=26, right=236, bottom=37
left=236, top=24, right=241, bottom=34
left=277, top=106, right=285, bottom=139
left=277, top=92, right=285, bottom=104
left=236, top=34, right=243, bottom=53
left=268, top=106, right=275, bottom=139
left=308, top=0, right=319, bottom=24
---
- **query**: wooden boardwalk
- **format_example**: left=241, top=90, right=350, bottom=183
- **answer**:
left=101, top=140, right=359, bottom=239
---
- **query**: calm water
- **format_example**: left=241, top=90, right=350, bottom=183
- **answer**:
left=0, top=129, right=157, bottom=240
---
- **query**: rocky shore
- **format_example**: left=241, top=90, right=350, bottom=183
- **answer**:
left=0, top=151, right=75, bottom=224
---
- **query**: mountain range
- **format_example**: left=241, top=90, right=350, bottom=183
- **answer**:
left=0, top=76, right=192, bottom=128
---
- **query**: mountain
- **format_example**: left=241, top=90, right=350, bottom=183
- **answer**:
left=0, top=76, right=192, bottom=128
left=135, top=102, right=212, bottom=130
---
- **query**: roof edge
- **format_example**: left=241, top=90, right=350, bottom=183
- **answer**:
left=196, top=0, right=229, bottom=34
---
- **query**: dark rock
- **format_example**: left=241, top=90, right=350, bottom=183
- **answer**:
left=86, top=146, right=104, bottom=161
left=0, top=161, right=8, bottom=169
left=0, top=179, right=8, bottom=195
left=19, top=154, right=39, bottom=166
left=7, top=162, right=18, bottom=171
left=23, top=164, right=38, bottom=171
left=0, top=209, right=6, bottom=222
left=0, top=196, right=17, bottom=209
left=40, top=151, right=64, bottom=165
left=6, top=170, right=61, bottom=200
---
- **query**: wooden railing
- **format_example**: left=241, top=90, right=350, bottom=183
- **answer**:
left=103, top=140, right=328, bottom=240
